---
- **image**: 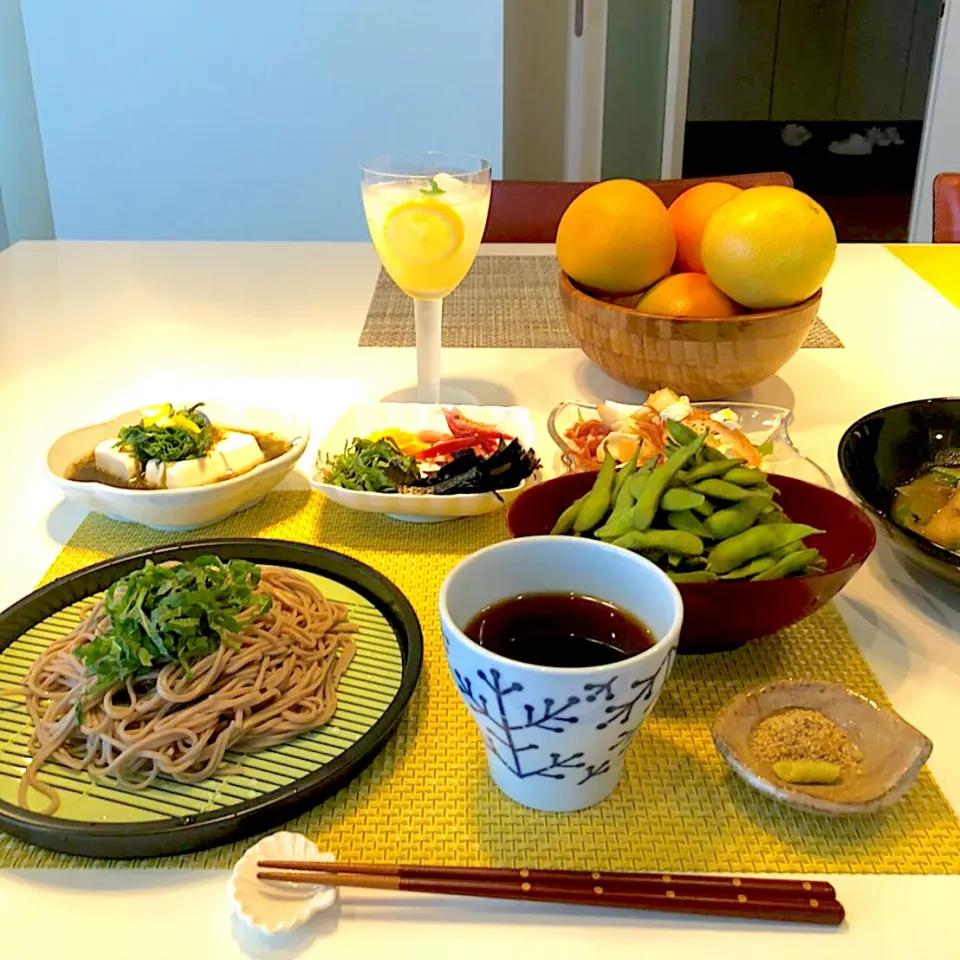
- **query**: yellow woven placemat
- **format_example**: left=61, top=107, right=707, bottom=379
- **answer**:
left=887, top=245, right=960, bottom=309
left=2, top=491, right=959, bottom=873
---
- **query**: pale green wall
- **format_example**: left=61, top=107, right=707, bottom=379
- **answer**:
left=601, top=0, right=671, bottom=181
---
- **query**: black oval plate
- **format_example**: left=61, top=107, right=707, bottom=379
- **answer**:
left=0, top=539, right=423, bottom=858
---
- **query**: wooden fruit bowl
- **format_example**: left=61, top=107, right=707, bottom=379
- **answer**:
left=559, top=271, right=821, bottom=401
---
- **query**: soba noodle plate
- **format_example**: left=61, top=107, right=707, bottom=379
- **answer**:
left=0, top=557, right=405, bottom=825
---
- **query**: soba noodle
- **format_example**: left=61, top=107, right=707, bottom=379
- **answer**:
left=13, top=565, right=357, bottom=814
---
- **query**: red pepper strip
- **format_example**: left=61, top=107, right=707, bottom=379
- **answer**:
left=443, top=407, right=511, bottom=439
left=416, top=435, right=488, bottom=460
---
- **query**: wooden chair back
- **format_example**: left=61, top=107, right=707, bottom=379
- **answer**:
left=483, top=172, right=794, bottom=243
left=933, top=173, right=960, bottom=243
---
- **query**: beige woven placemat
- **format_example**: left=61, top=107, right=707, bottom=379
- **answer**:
left=1, top=491, right=956, bottom=872
left=360, top=255, right=844, bottom=349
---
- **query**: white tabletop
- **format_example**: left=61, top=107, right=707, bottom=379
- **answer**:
left=0, top=241, right=959, bottom=957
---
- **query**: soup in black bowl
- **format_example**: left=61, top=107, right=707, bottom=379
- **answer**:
left=838, top=397, right=960, bottom=588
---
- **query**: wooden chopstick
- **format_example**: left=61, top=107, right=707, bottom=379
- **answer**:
left=256, top=865, right=844, bottom=926
left=256, top=859, right=836, bottom=901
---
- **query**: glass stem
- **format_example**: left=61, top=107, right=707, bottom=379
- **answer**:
left=414, top=298, right=443, bottom=404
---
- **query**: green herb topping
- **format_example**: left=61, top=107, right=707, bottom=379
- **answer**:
left=321, top=437, right=420, bottom=492
left=75, top=556, right=270, bottom=690
left=419, top=177, right=445, bottom=196
left=116, top=403, right=217, bottom=464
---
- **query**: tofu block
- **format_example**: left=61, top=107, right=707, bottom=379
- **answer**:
left=144, top=454, right=230, bottom=489
left=163, top=453, right=230, bottom=488
left=94, top=438, right=141, bottom=484
left=216, top=431, right=265, bottom=477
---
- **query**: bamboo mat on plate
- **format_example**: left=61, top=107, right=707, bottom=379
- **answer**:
left=887, top=245, right=960, bottom=309
left=2, top=491, right=957, bottom=872
left=359, top=255, right=844, bottom=349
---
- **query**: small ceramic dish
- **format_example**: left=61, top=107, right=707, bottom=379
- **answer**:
left=712, top=679, right=932, bottom=815
left=45, top=403, right=309, bottom=532
left=547, top=400, right=833, bottom=489
left=229, top=832, right=337, bottom=934
left=311, top=403, right=538, bottom=523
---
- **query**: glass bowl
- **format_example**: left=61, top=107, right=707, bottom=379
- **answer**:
left=546, top=400, right=834, bottom=490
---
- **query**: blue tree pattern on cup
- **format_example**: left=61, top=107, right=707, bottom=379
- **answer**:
left=452, top=650, right=674, bottom=787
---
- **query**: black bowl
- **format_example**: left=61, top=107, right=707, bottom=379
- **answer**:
left=838, top=398, right=960, bottom=588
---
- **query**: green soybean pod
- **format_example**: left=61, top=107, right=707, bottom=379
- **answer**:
left=627, top=461, right=656, bottom=500
left=703, top=495, right=770, bottom=540
left=573, top=452, right=617, bottom=533
left=702, top=445, right=727, bottom=462
left=632, top=433, right=706, bottom=532
left=719, top=555, right=778, bottom=580
left=752, top=547, right=823, bottom=581
left=594, top=506, right=637, bottom=541
left=706, top=523, right=824, bottom=574
left=613, top=529, right=705, bottom=556
left=612, top=445, right=641, bottom=501
left=683, top=458, right=745, bottom=484
left=771, top=540, right=804, bottom=560
left=661, top=488, right=707, bottom=512
left=551, top=494, right=587, bottom=535
left=667, top=553, right=683, bottom=568
left=667, top=510, right=712, bottom=538
left=668, top=570, right=719, bottom=583
left=723, top=466, right=766, bottom=486
left=666, top=420, right=699, bottom=445
left=690, top=478, right=766, bottom=502
left=693, top=499, right=716, bottom=517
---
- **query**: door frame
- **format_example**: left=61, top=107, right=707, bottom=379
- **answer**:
left=563, top=0, right=609, bottom=181
left=661, top=0, right=694, bottom=178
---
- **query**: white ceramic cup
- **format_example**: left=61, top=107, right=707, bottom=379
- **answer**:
left=439, top=536, right=683, bottom=812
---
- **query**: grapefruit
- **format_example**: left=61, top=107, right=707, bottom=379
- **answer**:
left=635, top=272, right=740, bottom=318
left=669, top=181, right=742, bottom=273
left=700, top=186, right=837, bottom=308
left=556, top=179, right=675, bottom=294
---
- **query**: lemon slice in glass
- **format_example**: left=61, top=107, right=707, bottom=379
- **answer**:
left=383, top=199, right=464, bottom=264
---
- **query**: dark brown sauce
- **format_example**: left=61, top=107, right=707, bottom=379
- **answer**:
left=464, top=593, right=656, bottom=669
left=66, top=430, right=291, bottom=489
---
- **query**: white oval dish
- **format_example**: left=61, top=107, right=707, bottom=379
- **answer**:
left=45, top=403, right=309, bottom=531
left=229, top=832, right=337, bottom=934
left=311, top=403, right=538, bottom=523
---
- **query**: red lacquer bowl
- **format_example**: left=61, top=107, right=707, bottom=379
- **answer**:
left=506, top=473, right=876, bottom=654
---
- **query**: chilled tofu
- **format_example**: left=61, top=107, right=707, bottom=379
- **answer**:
left=216, top=431, right=265, bottom=477
left=94, top=439, right=141, bottom=484
left=145, top=453, right=230, bottom=489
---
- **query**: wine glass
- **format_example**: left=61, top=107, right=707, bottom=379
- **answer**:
left=361, top=152, right=492, bottom=403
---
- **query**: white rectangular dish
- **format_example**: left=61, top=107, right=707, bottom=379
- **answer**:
left=311, top=403, right=538, bottom=523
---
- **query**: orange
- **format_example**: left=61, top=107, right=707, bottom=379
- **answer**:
left=701, top=186, right=837, bottom=308
left=556, top=179, right=675, bottom=294
left=635, top=272, right=740, bottom=318
left=668, top=181, right=742, bottom=273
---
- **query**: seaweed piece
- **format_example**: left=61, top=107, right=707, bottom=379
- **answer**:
left=411, top=439, right=540, bottom=495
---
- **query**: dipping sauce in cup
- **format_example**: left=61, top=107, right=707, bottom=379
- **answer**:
left=440, top=536, right=683, bottom=812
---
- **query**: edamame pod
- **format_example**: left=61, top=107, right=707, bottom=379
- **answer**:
left=690, top=478, right=769, bottom=502
left=723, top=466, right=766, bottom=486
left=703, top=495, right=770, bottom=540
left=612, top=529, right=705, bottom=556
left=573, top=453, right=617, bottom=533
left=661, top=488, right=707, bottom=512
left=751, top=547, right=822, bottom=581
left=706, top=523, right=824, bottom=574
left=612, top=445, right=641, bottom=501
left=632, top=434, right=706, bottom=532
left=702, top=445, right=727, bottom=462
left=551, top=494, right=587, bottom=534
left=666, top=420, right=699, bottom=445
left=668, top=570, right=718, bottom=583
left=683, top=458, right=745, bottom=484
left=693, top=499, right=716, bottom=517
left=594, top=506, right=637, bottom=541
left=627, top=461, right=656, bottom=499
left=719, top=555, right=778, bottom=580
left=770, top=540, right=804, bottom=560
left=667, top=510, right=712, bottom=538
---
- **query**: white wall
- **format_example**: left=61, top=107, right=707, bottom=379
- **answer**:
left=0, top=0, right=53, bottom=246
left=20, top=0, right=502, bottom=241
left=912, top=0, right=959, bottom=241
